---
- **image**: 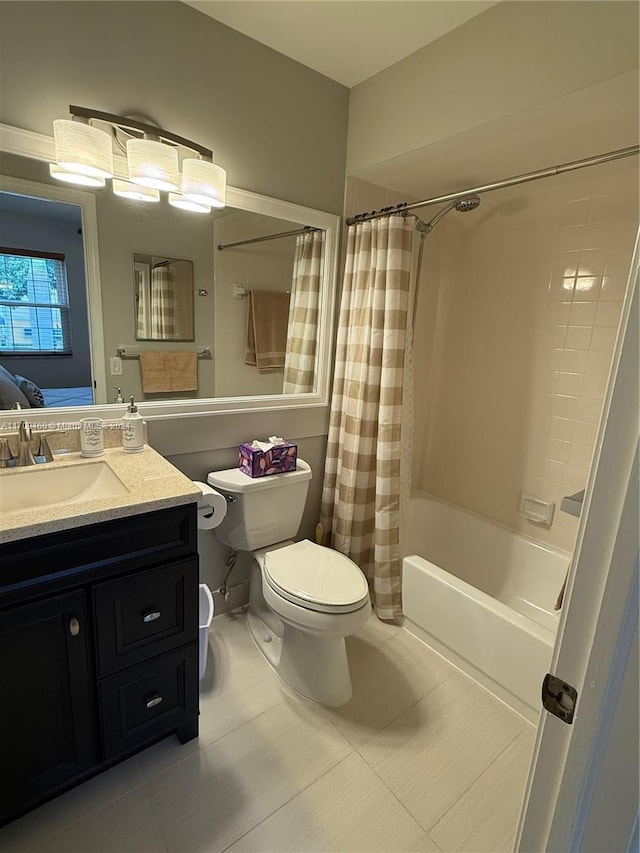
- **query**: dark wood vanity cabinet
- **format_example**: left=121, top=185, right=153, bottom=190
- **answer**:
left=0, top=504, right=199, bottom=827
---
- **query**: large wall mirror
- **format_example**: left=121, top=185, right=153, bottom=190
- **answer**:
left=0, top=125, right=339, bottom=421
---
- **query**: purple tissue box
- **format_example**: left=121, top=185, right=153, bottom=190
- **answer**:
left=239, top=441, right=298, bottom=477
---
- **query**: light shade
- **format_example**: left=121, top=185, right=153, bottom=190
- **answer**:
left=168, top=193, right=211, bottom=214
left=112, top=179, right=160, bottom=203
left=53, top=119, right=114, bottom=179
left=182, top=158, right=226, bottom=209
left=127, top=138, right=179, bottom=191
left=49, top=163, right=106, bottom=187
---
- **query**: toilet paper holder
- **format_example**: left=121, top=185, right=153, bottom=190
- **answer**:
left=193, top=481, right=228, bottom=530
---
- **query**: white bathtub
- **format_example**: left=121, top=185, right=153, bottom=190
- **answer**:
left=402, top=493, right=568, bottom=720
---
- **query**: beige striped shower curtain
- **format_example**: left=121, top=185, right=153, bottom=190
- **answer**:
left=283, top=230, right=325, bottom=393
left=150, top=264, right=176, bottom=339
left=320, top=215, right=414, bottom=620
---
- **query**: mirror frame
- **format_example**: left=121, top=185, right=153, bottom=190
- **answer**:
left=0, top=122, right=341, bottom=424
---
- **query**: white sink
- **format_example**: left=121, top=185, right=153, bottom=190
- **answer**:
left=0, top=461, right=130, bottom=516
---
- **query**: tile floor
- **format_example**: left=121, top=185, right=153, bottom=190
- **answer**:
left=0, top=611, right=535, bottom=853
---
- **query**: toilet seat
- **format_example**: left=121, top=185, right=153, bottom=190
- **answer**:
left=263, top=540, right=369, bottom=614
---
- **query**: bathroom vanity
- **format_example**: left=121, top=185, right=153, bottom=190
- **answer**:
left=0, top=448, right=201, bottom=827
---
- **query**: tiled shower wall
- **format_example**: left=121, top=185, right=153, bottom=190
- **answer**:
left=414, top=161, right=638, bottom=552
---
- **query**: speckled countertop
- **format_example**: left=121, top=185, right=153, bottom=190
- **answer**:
left=0, top=445, right=201, bottom=545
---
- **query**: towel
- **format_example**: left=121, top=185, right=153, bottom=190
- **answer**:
left=244, top=289, right=290, bottom=371
left=139, top=351, right=198, bottom=393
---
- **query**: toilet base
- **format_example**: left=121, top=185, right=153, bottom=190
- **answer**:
left=247, top=607, right=354, bottom=707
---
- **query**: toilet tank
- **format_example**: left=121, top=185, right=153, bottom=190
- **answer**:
left=207, top=459, right=312, bottom=550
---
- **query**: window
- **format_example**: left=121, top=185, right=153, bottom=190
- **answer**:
left=0, top=248, right=72, bottom=354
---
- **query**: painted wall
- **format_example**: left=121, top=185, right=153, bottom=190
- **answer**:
left=0, top=1, right=349, bottom=215
left=0, top=204, right=91, bottom=388
left=347, top=1, right=639, bottom=176
left=413, top=160, right=638, bottom=553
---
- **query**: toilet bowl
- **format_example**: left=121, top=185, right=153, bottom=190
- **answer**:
left=249, top=540, right=371, bottom=706
left=207, top=460, right=371, bottom=706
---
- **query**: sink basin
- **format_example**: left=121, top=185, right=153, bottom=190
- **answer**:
left=0, top=461, right=130, bottom=516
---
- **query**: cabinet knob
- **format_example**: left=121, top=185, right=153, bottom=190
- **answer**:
left=146, top=694, right=163, bottom=709
left=142, top=610, right=161, bottom=623
left=69, top=616, right=80, bottom=637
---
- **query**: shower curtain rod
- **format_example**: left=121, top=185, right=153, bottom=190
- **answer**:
left=217, top=225, right=321, bottom=251
left=345, top=144, right=640, bottom=225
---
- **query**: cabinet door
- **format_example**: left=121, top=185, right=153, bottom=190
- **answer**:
left=0, top=591, right=95, bottom=825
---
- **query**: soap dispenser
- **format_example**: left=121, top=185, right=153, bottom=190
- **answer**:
left=122, top=395, right=144, bottom=453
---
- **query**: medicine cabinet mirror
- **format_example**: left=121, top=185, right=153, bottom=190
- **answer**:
left=133, top=254, right=195, bottom=342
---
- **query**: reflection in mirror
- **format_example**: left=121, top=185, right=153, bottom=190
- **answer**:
left=0, top=190, right=94, bottom=409
left=214, top=209, right=324, bottom=398
left=1, top=144, right=339, bottom=416
left=133, top=254, right=194, bottom=342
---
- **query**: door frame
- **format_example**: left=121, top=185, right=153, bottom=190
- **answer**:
left=516, top=232, right=639, bottom=851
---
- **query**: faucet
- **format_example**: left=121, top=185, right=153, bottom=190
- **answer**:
left=17, top=422, right=36, bottom=467
left=0, top=423, right=62, bottom=467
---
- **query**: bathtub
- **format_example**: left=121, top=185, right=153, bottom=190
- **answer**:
left=402, top=493, right=568, bottom=720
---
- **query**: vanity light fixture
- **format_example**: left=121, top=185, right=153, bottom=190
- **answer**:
left=53, top=118, right=114, bottom=179
left=51, top=106, right=226, bottom=213
left=181, top=158, right=226, bottom=209
left=112, top=179, right=160, bottom=203
left=49, top=164, right=106, bottom=188
left=168, top=193, right=211, bottom=214
left=126, top=137, right=179, bottom=192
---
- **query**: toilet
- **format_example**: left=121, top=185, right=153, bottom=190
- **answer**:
left=207, top=459, right=371, bottom=706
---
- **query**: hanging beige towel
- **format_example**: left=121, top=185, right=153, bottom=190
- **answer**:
left=244, top=289, right=290, bottom=370
left=139, top=351, right=198, bottom=393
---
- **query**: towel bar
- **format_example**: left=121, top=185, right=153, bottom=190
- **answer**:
left=116, top=347, right=212, bottom=360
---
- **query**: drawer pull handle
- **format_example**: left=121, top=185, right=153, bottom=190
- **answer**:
left=69, top=617, right=80, bottom=637
left=146, top=694, right=163, bottom=709
left=143, top=611, right=161, bottom=623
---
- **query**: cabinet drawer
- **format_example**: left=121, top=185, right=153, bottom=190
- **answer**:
left=94, top=558, right=198, bottom=677
left=0, top=505, right=197, bottom=600
left=99, top=645, right=198, bottom=760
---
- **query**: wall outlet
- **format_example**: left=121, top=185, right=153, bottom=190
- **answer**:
left=110, top=356, right=123, bottom=376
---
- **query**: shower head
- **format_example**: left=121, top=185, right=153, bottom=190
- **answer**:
left=454, top=195, right=481, bottom=212
left=419, top=195, right=481, bottom=233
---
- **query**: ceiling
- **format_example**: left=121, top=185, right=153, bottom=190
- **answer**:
left=353, top=70, right=640, bottom=200
left=184, top=1, right=498, bottom=87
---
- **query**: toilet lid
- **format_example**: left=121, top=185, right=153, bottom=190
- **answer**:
left=264, top=540, right=369, bottom=613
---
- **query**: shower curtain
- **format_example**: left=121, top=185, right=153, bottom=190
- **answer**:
left=136, top=268, right=150, bottom=339
left=320, top=215, right=414, bottom=620
left=150, top=263, right=176, bottom=339
left=283, top=230, right=325, bottom=393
